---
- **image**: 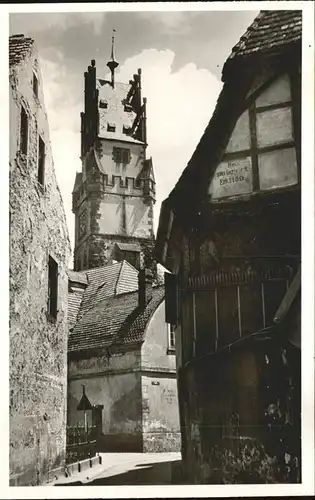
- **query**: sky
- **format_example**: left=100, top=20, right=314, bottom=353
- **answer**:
left=9, top=9, right=258, bottom=254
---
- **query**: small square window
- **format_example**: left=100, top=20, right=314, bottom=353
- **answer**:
left=33, top=72, right=38, bottom=98
left=99, top=99, right=108, bottom=109
left=48, top=256, right=58, bottom=319
left=124, top=102, right=133, bottom=112
left=107, top=123, right=116, bottom=132
left=113, top=147, right=131, bottom=165
left=122, top=149, right=130, bottom=164
left=20, top=105, right=28, bottom=155
left=38, top=136, right=45, bottom=185
left=123, top=125, right=131, bottom=135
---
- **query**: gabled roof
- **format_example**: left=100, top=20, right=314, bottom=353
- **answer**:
left=227, top=10, right=302, bottom=62
left=77, top=387, right=93, bottom=411
left=155, top=10, right=302, bottom=267
left=68, top=285, right=165, bottom=356
left=9, top=34, right=34, bottom=67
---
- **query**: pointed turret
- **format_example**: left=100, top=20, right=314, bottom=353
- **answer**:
left=106, top=29, right=119, bottom=88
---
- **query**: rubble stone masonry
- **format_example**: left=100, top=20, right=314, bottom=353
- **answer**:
left=9, top=36, right=71, bottom=485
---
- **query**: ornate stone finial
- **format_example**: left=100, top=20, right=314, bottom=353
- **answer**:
left=107, top=29, right=119, bottom=88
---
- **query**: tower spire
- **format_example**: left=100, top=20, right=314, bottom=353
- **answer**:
left=107, top=29, right=119, bottom=88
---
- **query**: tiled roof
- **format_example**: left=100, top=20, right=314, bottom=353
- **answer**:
left=69, top=261, right=139, bottom=323
left=68, top=269, right=88, bottom=285
left=97, top=79, right=144, bottom=144
left=9, top=34, right=34, bottom=67
left=226, top=10, right=302, bottom=62
left=68, top=289, right=85, bottom=329
left=68, top=285, right=165, bottom=355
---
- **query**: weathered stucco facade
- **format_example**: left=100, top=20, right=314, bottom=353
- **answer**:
left=9, top=35, right=71, bottom=485
left=72, top=55, right=156, bottom=275
left=156, top=11, right=301, bottom=484
left=141, top=301, right=181, bottom=452
left=67, top=273, right=180, bottom=453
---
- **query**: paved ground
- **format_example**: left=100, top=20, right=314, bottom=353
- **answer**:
left=54, top=452, right=182, bottom=486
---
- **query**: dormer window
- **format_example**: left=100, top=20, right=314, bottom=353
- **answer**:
left=107, top=123, right=116, bottom=132
left=33, top=72, right=38, bottom=98
left=99, top=99, right=108, bottom=109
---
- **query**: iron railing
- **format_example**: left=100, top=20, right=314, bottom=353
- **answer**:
left=66, top=424, right=97, bottom=464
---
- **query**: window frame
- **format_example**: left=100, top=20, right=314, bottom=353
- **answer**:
left=20, top=104, right=29, bottom=156
left=113, top=147, right=131, bottom=165
left=167, top=323, right=176, bottom=354
left=211, top=71, right=300, bottom=201
left=37, top=135, right=45, bottom=185
left=99, top=99, right=108, bottom=109
left=107, top=123, right=116, bottom=133
left=47, top=255, right=58, bottom=320
left=33, top=71, right=39, bottom=98
left=123, top=250, right=140, bottom=270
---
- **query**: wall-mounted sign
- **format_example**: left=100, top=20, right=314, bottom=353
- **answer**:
left=209, top=157, right=253, bottom=199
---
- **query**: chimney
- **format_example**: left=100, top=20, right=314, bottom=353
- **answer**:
left=138, top=269, right=153, bottom=308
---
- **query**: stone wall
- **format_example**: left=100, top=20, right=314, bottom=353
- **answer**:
left=9, top=39, right=71, bottom=485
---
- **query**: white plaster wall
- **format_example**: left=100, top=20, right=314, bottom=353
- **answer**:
left=255, top=73, right=291, bottom=108
left=98, top=196, right=123, bottom=234
left=209, top=157, right=253, bottom=199
left=125, top=198, right=151, bottom=237
left=68, top=351, right=142, bottom=434
left=141, top=301, right=176, bottom=372
left=256, top=107, right=293, bottom=148
left=258, top=147, right=298, bottom=190
left=209, top=72, right=298, bottom=201
left=96, top=139, right=144, bottom=178
left=225, top=110, right=250, bottom=153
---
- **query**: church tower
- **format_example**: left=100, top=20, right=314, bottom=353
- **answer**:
left=72, top=32, right=156, bottom=272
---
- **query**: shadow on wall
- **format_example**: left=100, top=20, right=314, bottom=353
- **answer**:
left=99, top=382, right=143, bottom=453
